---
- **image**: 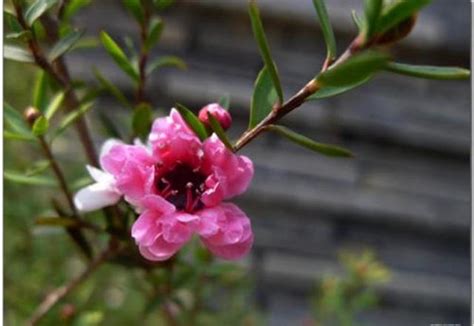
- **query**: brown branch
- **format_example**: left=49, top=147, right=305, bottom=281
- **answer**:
left=27, top=243, right=119, bottom=326
left=234, top=33, right=368, bottom=152
left=13, top=5, right=99, bottom=167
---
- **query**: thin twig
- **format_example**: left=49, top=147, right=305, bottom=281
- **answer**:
left=135, top=3, right=152, bottom=104
left=13, top=5, right=99, bottom=167
left=234, top=33, right=368, bottom=152
left=27, top=243, right=119, bottom=325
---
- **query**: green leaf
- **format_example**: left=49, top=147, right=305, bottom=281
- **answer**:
left=144, top=17, right=164, bottom=51
left=175, top=103, right=208, bottom=141
left=5, top=30, right=32, bottom=41
left=70, top=36, right=99, bottom=50
left=24, top=0, right=59, bottom=26
left=123, top=0, right=145, bottom=23
left=4, top=130, right=35, bottom=142
left=384, top=62, right=471, bottom=80
left=93, top=68, right=132, bottom=108
left=63, top=0, right=91, bottom=21
left=312, top=0, right=337, bottom=61
left=4, top=44, right=34, bottom=63
left=36, top=216, right=81, bottom=228
left=98, top=111, right=122, bottom=139
left=307, top=76, right=371, bottom=100
left=48, top=29, right=84, bottom=61
left=153, top=0, right=174, bottom=11
left=44, top=91, right=65, bottom=120
left=53, top=101, right=94, bottom=139
left=207, top=113, right=234, bottom=151
left=4, top=11, right=23, bottom=33
left=33, top=71, right=49, bottom=112
left=248, top=0, right=283, bottom=104
left=4, top=102, right=31, bottom=134
left=132, top=103, right=153, bottom=140
left=249, top=66, right=277, bottom=128
left=377, top=0, right=431, bottom=35
left=4, top=170, right=56, bottom=186
left=32, top=116, right=49, bottom=136
left=71, top=176, right=93, bottom=190
left=25, top=160, right=51, bottom=176
left=363, top=0, right=383, bottom=39
left=145, top=56, right=186, bottom=75
left=317, top=50, right=390, bottom=86
left=267, top=125, right=353, bottom=157
left=218, top=95, right=230, bottom=109
left=100, top=31, right=139, bottom=81
left=351, top=10, right=364, bottom=32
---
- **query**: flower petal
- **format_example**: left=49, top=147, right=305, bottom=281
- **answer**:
left=74, top=182, right=121, bottom=212
left=198, top=203, right=253, bottom=260
left=146, top=236, right=184, bottom=261
left=141, top=194, right=176, bottom=215
left=131, top=211, right=160, bottom=245
left=101, top=143, right=155, bottom=176
left=149, top=109, right=203, bottom=170
left=202, top=135, right=254, bottom=201
left=86, top=165, right=115, bottom=185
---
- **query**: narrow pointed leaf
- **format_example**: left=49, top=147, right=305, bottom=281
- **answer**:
left=312, top=0, right=337, bottom=61
left=132, top=103, right=153, bottom=140
left=363, top=0, right=383, bottom=39
left=377, top=0, right=431, bottom=34
left=36, top=216, right=81, bottom=228
left=249, top=66, right=278, bottom=128
left=153, top=0, right=174, bottom=11
left=93, top=68, right=132, bottom=108
left=123, top=0, right=145, bottom=23
left=98, top=111, right=122, bottom=139
left=24, top=0, right=59, bottom=26
left=100, top=31, right=139, bottom=81
left=351, top=10, right=364, bottom=32
left=25, top=160, right=51, bottom=176
left=6, top=30, right=32, bottom=41
left=146, top=56, right=186, bottom=75
left=44, top=91, right=65, bottom=119
left=207, top=113, right=233, bottom=151
left=4, top=131, right=35, bottom=142
left=63, top=0, right=91, bottom=21
left=144, top=17, right=164, bottom=51
left=48, top=29, right=84, bottom=61
left=384, top=62, right=470, bottom=80
left=33, top=70, right=49, bottom=111
left=218, top=95, right=230, bottom=109
left=32, top=116, right=49, bottom=136
left=267, top=125, right=353, bottom=157
left=307, top=76, right=371, bottom=100
left=4, top=11, right=23, bottom=33
left=4, top=170, right=56, bottom=186
left=53, top=101, right=94, bottom=139
left=175, top=103, right=208, bottom=141
left=248, top=0, right=283, bottom=103
left=70, top=36, right=99, bottom=50
left=4, top=44, right=34, bottom=63
left=317, top=50, right=389, bottom=86
left=4, top=102, right=31, bottom=134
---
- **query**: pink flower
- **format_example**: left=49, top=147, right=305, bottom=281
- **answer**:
left=198, top=103, right=232, bottom=130
left=76, top=108, right=254, bottom=261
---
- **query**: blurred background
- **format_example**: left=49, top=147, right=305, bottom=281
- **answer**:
left=5, top=0, right=470, bottom=325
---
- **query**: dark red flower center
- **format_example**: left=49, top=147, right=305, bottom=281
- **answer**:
left=155, top=163, right=207, bottom=212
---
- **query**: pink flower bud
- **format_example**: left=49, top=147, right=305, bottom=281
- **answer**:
left=198, top=103, right=232, bottom=130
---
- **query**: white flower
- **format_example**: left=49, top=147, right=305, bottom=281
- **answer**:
left=74, top=139, right=123, bottom=212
